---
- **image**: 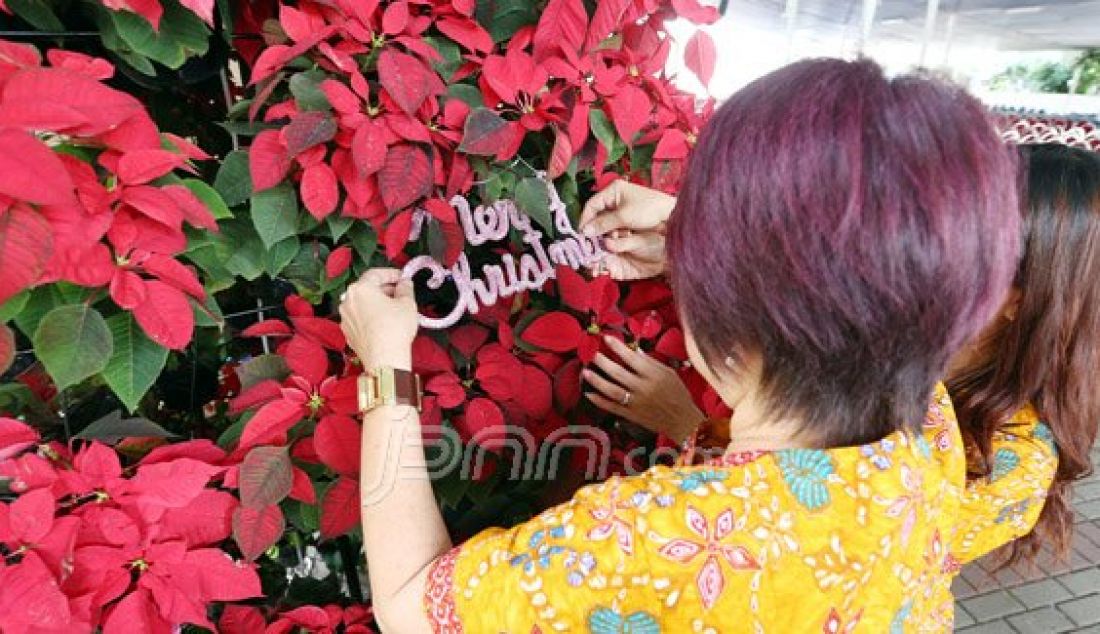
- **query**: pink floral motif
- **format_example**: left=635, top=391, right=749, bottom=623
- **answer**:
left=586, top=488, right=635, bottom=555
left=657, top=506, right=760, bottom=609
left=884, top=463, right=925, bottom=547
left=425, top=547, right=464, bottom=633
left=823, top=608, right=863, bottom=633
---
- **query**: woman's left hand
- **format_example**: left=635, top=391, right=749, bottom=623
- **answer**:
left=339, top=268, right=419, bottom=370
left=583, top=336, right=704, bottom=444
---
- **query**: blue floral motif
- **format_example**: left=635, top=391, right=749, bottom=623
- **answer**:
left=913, top=434, right=932, bottom=459
left=776, top=449, right=834, bottom=510
left=990, top=448, right=1021, bottom=482
left=676, top=469, right=728, bottom=492
left=588, top=607, right=661, bottom=634
left=509, top=525, right=569, bottom=572
left=889, top=601, right=912, bottom=634
left=1032, top=422, right=1058, bottom=456
left=860, top=437, right=897, bottom=470
left=995, top=499, right=1031, bottom=525
left=655, top=494, right=675, bottom=508
left=564, top=551, right=598, bottom=587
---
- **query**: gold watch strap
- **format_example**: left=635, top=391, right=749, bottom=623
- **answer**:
left=357, top=367, right=422, bottom=413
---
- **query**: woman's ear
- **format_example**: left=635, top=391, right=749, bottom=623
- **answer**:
left=1002, top=287, right=1024, bottom=322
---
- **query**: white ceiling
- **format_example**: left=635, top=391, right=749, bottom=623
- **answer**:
left=721, top=0, right=1100, bottom=50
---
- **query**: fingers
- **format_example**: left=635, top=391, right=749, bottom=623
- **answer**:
left=582, top=210, right=627, bottom=239
left=592, top=352, right=640, bottom=389
left=582, top=368, right=630, bottom=405
left=603, top=336, right=656, bottom=375
left=603, top=231, right=663, bottom=255
left=585, top=391, right=638, bottom=426
left=579, top=179, right=624, bottom=230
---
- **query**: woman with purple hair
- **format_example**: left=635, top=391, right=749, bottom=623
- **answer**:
left=340, top=58, right=1043, bottom=631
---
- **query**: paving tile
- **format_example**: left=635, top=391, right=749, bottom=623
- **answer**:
left=1055, top=567, right=1100, bottom=596
left=1007, top=606, right=1075, bottom=632
left=954, top=576, right=980, bottom=600
left=954, top=605, right=976, bottom=629
left=961, top=590, right=1027, bottom=622
left=1076, top=521, right=1100, bottom=547
left=1009, top=578, right=1073, bottom=609
left=1058, top=593, right=1100, bottom=627
left=1073, top=532, right=1100, bottom=563
left=1078, top=500, right=1100, bottom=521
left=956, top=621, right=1017, bottom=634
left=1075, top=481, right=1100, bottom=502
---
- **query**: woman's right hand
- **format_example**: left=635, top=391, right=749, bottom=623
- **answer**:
left=580, top=181, right=677, bottom=281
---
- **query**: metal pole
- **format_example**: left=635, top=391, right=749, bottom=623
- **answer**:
left=919, top=0, right=941, bottom=68
left=784, top=0, right=800, bottom=62
left=860, top=0, right=878, bottom=53
left=941, top=12, right=957, bottom=68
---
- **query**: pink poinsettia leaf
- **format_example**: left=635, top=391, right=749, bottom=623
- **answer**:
left=0, top=551, right=72, bottom=631
left=301, top=162, right=339, bottom=220
left=672, top=0, right=721, bottom=24
left=320, top=476, right=359, bottom=538
left=249, top=130, right=291, bottom=192
left=158, top=489, right=236, bottom=547
left=10, top=487, right=55, bottom=543
left=325, top=245, right=353, bottom=280
left=282, top=334, right=329, bottom=386
left=117, top=149, right=187, bottom=185
left=521, top=312, right=584, bottom=353
left=606, top=84, right=650, bottom=144
left=232, top=503, right=285, bottom=562
left=533, top=0, right=587, bottom=61
left=283, top=111, right=337, bottom=157
left=0, top=128, right=76, bottom=205
left=684, top=30, right=717, bottom=88
left=0, top=204, right=52, bottom=305
left=0, top=417, right=39, bottom=460
left=377, top=49, right=443, bottom=116
left=131, top=280, right=194, bottom=350
left=379, top=144, right=433, bottom=212
left=351, top=120, right=388, bottom=177
left=237, top=397, right=304, bottom=450
left=314, top=414, right=361, bottom=476
left=239, top=445, right=293, bottom=508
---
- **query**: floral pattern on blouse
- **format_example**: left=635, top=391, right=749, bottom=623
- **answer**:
left=424, top=388, right=1057, bottom=633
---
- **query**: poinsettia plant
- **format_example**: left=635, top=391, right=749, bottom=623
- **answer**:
left=0, top=0, right=726, bottom=630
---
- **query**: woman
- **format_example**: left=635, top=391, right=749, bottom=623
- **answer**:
left=343, top=58, right=1027, bottom=632
left=586, top=143, right=1098, bottom=566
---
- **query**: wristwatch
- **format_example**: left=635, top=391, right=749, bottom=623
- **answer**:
left=357, top=367, right=422, bottom=413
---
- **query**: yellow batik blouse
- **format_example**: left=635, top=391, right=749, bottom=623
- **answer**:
left=424, top=387, right=1057, bottom=632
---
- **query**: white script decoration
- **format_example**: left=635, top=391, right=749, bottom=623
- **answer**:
left=401, top=174, right=606, bottom=329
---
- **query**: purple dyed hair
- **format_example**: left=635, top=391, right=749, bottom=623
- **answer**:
left=667, top=58, right=1021, bottom=444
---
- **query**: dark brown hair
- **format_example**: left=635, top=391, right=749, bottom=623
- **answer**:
left=666, top=58, right=1020, bottom=446
left=949, top=143, right=1100, bottom=564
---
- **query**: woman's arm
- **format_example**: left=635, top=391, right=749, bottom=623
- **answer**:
left=950, top=409, right=1058, bottom=565
left=341, top=269, right=445, bottom=633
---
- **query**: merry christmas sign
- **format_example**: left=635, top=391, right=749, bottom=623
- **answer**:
left=403, top=176, right=606, bottom=329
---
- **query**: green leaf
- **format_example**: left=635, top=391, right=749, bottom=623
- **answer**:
left=289, top=70, right=331, bottom=111
left=0, top=291, right=30, bottom=324
left=424, top=36, right=463, bottom=81
left=108, top=0, right=210, bottom=69
left=182, top=178, right=233, bottom=220
left=184, top=231, right=236, bottom=293
left=264, top=236, right=300, bottom=277
left=15, top=284, right=85, bottom=340
left=101, top=313, right=169, bottom=412
left=251, top=183, right=300, bottom=249
left=282, top=242, right=327, bottom=299
left=237, top=354, right=291, bottom=390
left=476, top=0, right=539, bottom=42
left=75, top=409, right=176, bottom=443
left=6, top=0, right=64, bottom=31
left=327, top=215, right=354, bottom=242
left=285, top=499, right=320, bottom=533
left=218, top=220, right=267, bottom=281
left=214, top=150, right=253, bottom=207
left=347, top=224, right=378, bottom=262
left=193, top=294, right=225, bottom=329
left=515, top=177, right=553, bottom=234
left=446, top=83, right=484, bottom=108
left=589, top=109, right=622, bottom=158
left=33, top=304, right=113, bottom=390
left=217, top=411, right=251, bottom=449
